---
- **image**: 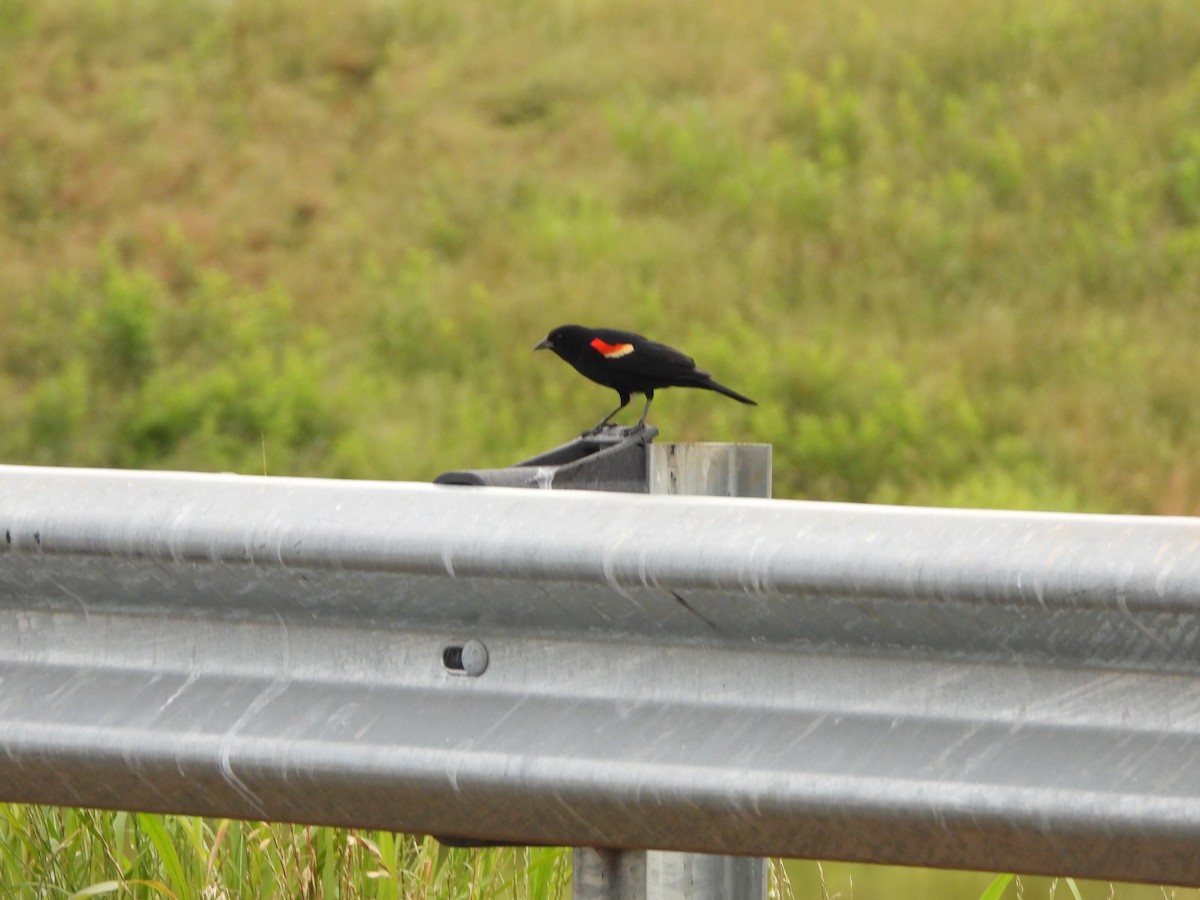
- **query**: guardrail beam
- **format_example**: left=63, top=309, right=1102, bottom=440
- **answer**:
left=2, top=465, right=1200, bottom=886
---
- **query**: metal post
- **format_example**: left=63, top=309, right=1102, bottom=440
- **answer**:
left=572, top=440, right=772, bottom=900
left=646, top=442, right=772, bottom=499
left=573, top=849, right=648, bottom=900
left=647, top=852, right=768, bottom=900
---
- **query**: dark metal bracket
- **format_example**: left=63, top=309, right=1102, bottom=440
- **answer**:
left=433, top=425, right=659, bottom=492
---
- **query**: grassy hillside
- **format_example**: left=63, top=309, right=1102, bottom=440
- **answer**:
left=2, top=0, right=1200, bottom=896
left=4, top=0, right=1200, bottom=510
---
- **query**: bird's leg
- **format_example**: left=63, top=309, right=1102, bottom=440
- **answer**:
left=583, top=393, right=631, bottom=435
left=634, top=391, right=655, bottom=429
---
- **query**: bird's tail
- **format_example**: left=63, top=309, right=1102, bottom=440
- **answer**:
left=699, top=376, right=756, bottom=406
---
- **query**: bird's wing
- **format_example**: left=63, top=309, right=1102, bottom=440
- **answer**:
left=587, top=330, right=697, bottom=375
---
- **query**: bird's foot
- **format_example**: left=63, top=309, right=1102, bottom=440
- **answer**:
left=580, top=422, right=650, bottom=439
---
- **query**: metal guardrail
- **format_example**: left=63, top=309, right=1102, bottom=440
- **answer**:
left=2, top=464, right=1200, bottom=886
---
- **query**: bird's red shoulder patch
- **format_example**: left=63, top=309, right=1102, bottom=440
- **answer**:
left=590, top=338, right=635, bottom=359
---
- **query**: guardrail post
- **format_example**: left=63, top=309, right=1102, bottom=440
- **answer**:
left=646, top=441, right=772, bottom=499
left=572, top=439, right=772, bottom=900
left=573, top=849, right=649, bottom=900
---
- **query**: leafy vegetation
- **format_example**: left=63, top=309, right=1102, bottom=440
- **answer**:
left=2, top=0, right=1200, bottom=896
left=0, top=806, right=570, bottom=898
left=4, top=0, right=1200, bottom=512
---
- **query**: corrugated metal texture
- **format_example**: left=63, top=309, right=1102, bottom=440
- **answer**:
left=2, top=465, right=1200, bottom=884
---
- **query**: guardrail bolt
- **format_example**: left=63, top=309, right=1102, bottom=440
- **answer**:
left=443, top=639, right=488, bottom=676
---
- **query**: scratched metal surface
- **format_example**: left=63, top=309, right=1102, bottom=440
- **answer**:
left=2, top=465, right=1200, bottom=884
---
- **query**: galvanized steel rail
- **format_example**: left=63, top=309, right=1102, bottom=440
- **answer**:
left=2, top=464, right=1200, bottom=885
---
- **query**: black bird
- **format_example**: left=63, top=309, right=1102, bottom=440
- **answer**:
left=534, top=324, right=756, bottom=433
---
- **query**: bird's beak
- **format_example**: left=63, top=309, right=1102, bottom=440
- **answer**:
left=534, top=337, right=552, bottom=351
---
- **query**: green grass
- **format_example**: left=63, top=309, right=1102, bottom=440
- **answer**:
left=3, top=0, right=1200, bottom=511
left=0, top=807, right=573, bottom=898
left=3, top=0, right=1200, bottom=895
left=785, top=861, right=1200, bottom=900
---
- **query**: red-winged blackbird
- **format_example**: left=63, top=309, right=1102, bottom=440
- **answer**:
left=534, top=324, right=757, bottom=433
